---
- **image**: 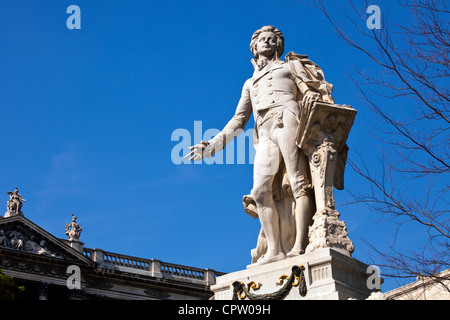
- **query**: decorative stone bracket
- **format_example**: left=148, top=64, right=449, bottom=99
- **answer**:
left=299, top=101, right=357, bottom=256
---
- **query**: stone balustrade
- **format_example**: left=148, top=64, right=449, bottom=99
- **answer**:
left=83, top=247, right=224, bottom=286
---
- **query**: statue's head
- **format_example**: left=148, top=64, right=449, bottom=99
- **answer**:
left=250, top=25, right=284, bottom=60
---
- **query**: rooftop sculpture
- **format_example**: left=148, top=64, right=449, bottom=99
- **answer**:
left=5, top=188, right=27, bottom=218
left=65, top=214, right=82, bottom=241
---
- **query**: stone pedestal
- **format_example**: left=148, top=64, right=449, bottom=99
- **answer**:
left=4, top=211, right=24, bottom=218
left=67, top=239, right=84, bottom=253
left=211, top=248, right=374, bottom=300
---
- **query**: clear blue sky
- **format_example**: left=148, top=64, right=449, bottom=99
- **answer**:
left=0, top=0, right=420, bottom=292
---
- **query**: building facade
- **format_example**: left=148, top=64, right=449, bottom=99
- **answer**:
left=0, top=214, right=224, bottom=300
left=1, top=188, right=447, bottom=300
left=383, top=269, right=450, bottom=300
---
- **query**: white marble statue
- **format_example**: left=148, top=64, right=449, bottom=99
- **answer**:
left=186, top=26, right=355, bottom=267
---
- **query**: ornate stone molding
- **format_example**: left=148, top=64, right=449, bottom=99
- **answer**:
left=306, top=208, right=354, bottom=255
left=0, top=229, right=63, bottom=258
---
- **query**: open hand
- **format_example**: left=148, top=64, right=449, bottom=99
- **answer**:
left=184, top=140, right=209, bottom=161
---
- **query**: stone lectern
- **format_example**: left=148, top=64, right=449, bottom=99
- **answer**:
left=299, top=101, right=356, bottom=256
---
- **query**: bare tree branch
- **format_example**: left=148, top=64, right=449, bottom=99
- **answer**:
left=313, top=0, right=449, bottom=291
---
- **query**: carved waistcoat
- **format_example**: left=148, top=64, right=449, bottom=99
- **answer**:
left=249, top=62, right=301, bottom=120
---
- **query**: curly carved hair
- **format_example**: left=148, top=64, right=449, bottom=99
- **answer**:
left=250, top=25, right=285, bottom=59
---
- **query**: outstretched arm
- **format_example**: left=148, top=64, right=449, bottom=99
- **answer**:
left=185, top=80, right=253, bottom=161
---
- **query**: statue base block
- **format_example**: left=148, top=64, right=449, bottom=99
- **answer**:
left=211, top=248, right=374, bottom=300
left=62, top=239, right=84, bottom=253
left=4, top=211, right=24, bottom=218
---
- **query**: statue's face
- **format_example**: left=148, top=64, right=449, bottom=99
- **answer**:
left=256, top=31, right=278, bottom=58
